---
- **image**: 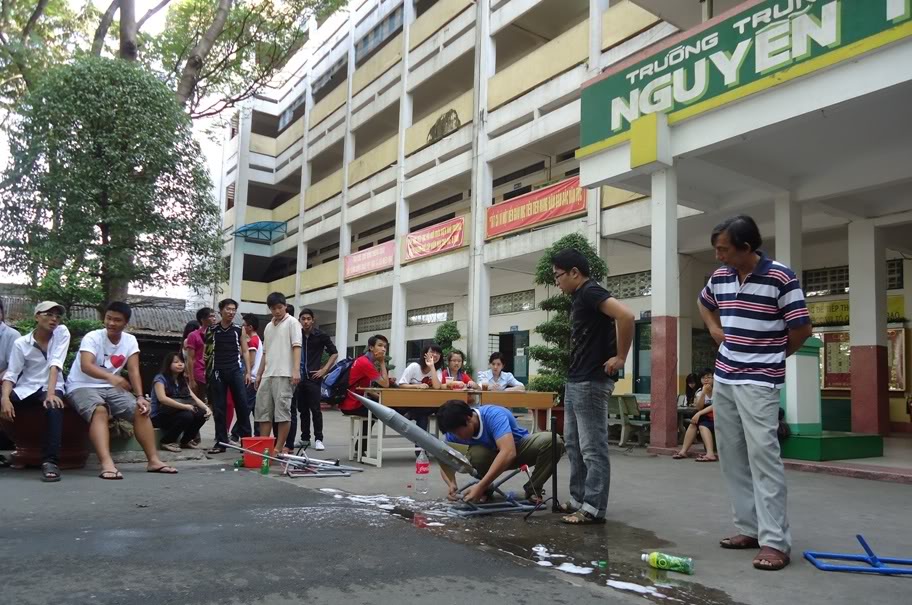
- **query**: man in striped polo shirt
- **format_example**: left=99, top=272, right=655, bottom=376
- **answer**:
left=699, top=215, right=812, bottom=571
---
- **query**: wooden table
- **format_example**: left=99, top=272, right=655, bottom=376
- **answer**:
left=353, top=388, right=557, bottom=467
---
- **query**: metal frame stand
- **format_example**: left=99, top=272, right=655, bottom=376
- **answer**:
left=219, top=442, right=363, bottom=479
left=449, top=468, right=538, bottom=517
left=804, top=535, right=912, bottom=576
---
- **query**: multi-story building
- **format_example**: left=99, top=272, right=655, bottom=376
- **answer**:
left=219, top=0, right=912, bottom=443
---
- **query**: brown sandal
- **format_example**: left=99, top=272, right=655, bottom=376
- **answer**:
left=753, top=546, right=790, bottom=571
left=695, top=454, right=718, bottom=462
left=720, top=534, right=760, bottom=549
left=671, top=453, right=686, bottom=459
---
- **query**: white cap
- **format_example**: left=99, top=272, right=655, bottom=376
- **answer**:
left=34, top=301, right=65, bottom=315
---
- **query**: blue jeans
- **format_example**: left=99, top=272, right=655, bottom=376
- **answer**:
left=564, top=379, right=614, bottom=518
left=208, top=368, right=250, bottom=445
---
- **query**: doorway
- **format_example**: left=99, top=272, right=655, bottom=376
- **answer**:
left=633, top=320, right=651, bottom=394
left=498, top=330, right=530, bottom=384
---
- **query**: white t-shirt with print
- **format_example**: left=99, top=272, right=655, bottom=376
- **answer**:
left=398, top=362, right=442, bottom=386
left=67, top=329, right=140, bottom=391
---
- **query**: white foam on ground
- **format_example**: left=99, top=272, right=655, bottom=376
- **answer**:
left=427, top=522, right=445, bottom=527
left=607, top=580, right=678, bottom=601
left=556, top=562, right=594, bottom=575
left=536, top=561, right=554, bottom=567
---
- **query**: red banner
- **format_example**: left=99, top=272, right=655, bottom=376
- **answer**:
left=405, top=216, right=466, bottom=262
left=486, top=176, right=587, bottom=240
left=344, top=241, right=395, bottom=280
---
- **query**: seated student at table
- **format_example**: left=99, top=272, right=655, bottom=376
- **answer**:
left=440, top=349, right=478, bottom=390
left=151, top=352, right=211, bottom=452
left=340, top=335, right=390, bottom=455
left=476, top=352, right=525, bottom=391
left=0, top=301, right=70, bottom=482
left=673, top=368, right=717, bottom=462
left=678, top=372, right=700, bottom=407
left=437, top=400, right=564, bottom=504
left=396, top=343, right=443, bottom=432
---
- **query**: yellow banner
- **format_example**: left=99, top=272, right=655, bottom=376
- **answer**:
left=807, top=294, right=904, bottom=326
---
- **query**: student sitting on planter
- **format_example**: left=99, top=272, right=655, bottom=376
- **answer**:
left=67, top=301, right=178, bottom=479
left=151, top=352, right=211, bottom=452
left=477, top=352, right=525, bottom=391
left=0, top=301, right=70, bottom=482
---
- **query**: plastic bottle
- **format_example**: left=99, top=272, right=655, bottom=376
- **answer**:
left=415, top=449, right=430, bottom=495
left=260, top=448, right=270, bottom=475
left=641, top=552, right=694, bottom=575
left=233, top=458, right=244, bottom=469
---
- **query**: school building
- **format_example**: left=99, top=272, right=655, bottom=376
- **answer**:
left=218, top=0, right=912, bottom=450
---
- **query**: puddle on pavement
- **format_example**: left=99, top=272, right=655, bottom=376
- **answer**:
left=312, top=489, right=742, bottom=605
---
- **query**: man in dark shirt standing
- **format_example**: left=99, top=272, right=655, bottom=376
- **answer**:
left=204, top=298, right=252, bottom=454
left=552, top=249, right=634, bottom=525
left=291, top=308, right=338, bottom=451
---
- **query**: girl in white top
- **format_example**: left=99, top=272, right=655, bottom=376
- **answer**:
left=398, top=344, right=444, bottom=389
left=477, top=352, right=525, bottom=391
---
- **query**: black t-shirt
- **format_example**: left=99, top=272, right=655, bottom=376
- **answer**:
left=568, top=280, right=617, bottom=383
left=210, top=323, right=243, bottom=371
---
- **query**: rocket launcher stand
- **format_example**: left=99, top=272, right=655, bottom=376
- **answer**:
left=804, top=535, right=912, bottom=575
left=219, top=442, right=363, bottom=478
left=349, top=392, right=541, bottom=517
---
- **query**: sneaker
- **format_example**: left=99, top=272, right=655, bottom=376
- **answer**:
left=160, top=442, right=182, bottom=453
left=228, top=437, right=241, bottom=447
left=314, top=440, right=325, bottom=451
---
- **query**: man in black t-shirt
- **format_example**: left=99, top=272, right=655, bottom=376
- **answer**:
left=204, top=298, right=252, bottom=454
left=552, top=249, right=634, bottom=525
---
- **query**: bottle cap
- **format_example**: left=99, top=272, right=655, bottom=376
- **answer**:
left=641, top=554, right=648, bottom=562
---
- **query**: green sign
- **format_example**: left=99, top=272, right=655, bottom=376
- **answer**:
left=580, top=0, right=912, bottom=154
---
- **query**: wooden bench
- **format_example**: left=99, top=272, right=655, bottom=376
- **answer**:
left=607, top=395, right=651, bottom=446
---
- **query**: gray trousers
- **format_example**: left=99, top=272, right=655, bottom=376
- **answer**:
left=564, top=379, right=614, bottom=518
left=714, top=381, right=791, bottom=553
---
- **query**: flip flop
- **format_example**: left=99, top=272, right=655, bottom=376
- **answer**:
left=41, top=462, right=61, bottom=482
left=0, top=454, right=10, bottom=468
left=753, top=546, right=790, bottom=571
left=99, top=470, right=123, bottom=480
left=556, top=501, right=579, bottom=514
left=147, top=465, right=178, bottom=474
left=695, top=455, right=718, bottom=462
left=720, top=534, right=760, bottom=549
left=560, top=510, right=606, bottom=525
left=206, top=446, right=227, bottom=454
left=672, top=453, right=687, bottom=459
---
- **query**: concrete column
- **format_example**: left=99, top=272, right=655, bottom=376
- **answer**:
left=467, top=0, right=494, bottom=370
left=335, top=12, right=357, bottom=355
left=228, top=108, right=253, bottom=303
left=588, top=0, right=610, bottom=74
left=848, top=220, right=889, bottom=435
left=648, top=167, right=679, bottom=450
left=295, top=75, right=314, bottom=308
left=774, top=194, right=815, bottom=431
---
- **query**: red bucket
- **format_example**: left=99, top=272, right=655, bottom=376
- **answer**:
left=241, top=437, right=274, bottom=468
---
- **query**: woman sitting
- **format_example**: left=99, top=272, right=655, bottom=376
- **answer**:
left=678, top=372, right=700, bottom=407
left=477, top=352, right=525, bottom=391
left=151, top=352, right=211, bottom=452
left=440, top=349, right=478, bottom=390
left=673, top=368, right=716, bottom=462
left=396, top=343, right=444, bottom=433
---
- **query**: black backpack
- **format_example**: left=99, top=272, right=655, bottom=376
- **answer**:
left=320, top=357, right=355, bottom=405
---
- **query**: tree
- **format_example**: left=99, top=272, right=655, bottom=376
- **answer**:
left=527, top=233, right=607, bottom=401
left=0, top=57, right=224, bottom=316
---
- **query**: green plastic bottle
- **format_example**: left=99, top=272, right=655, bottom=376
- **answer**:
left=641, top=552, right=694, bottom=575
left=260, top=449, right=270, bottom=475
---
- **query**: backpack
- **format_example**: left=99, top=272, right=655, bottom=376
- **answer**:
left=321, top=357, right=355, bottom=405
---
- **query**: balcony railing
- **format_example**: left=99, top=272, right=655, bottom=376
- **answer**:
left=405, top=90, right=473, bottom=156
left=352, top=32, right=403, bottom=96
left=409, top=0, right=474, bottom=51
left=348, top=135, right=399, bottom=186
left=305, top=169, right=344, bottom=209
left=300, top=259, right=340, bottom=293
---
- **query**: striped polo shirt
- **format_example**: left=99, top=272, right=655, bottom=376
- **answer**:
left=700, top=253, right=810, bottom=388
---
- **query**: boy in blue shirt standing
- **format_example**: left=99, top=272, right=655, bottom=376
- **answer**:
left=437, top=400, right=564, bottom=504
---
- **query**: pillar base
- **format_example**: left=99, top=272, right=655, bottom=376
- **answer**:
left=781, top=431, right=883, bottom=461
left=648, top=315, right=678, bottom=449
left=850, top=345, right=890, bottom=435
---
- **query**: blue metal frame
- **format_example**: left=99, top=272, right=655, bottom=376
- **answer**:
left=232, top=221, right=287, bottom=242
left=804, top=535, right=912, bottom=575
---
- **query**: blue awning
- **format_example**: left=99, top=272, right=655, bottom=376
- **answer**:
left=232, top=221, right=287, bottom=242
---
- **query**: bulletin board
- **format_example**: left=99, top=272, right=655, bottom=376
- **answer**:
left=819, top=329, right=906, bottom=391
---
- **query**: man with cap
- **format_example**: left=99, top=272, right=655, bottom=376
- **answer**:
left=0, top=301, right=70, bottom=481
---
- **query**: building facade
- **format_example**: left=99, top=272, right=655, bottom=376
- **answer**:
left=219, top=0, right=912, bottom=437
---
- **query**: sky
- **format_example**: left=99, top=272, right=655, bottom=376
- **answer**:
left=1, top=1, right=226, bottom=306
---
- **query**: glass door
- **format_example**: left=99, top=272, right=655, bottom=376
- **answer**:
left=634, top=321, right=651, bottom=394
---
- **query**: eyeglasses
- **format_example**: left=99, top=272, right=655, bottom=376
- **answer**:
left=552, top=271, right=567, bottom=283
left=39, top=312, right=62, bottom=319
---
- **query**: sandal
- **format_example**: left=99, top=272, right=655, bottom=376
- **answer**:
left=0, top=454, right=10, bottom=468
left=695, top=454, right=718, bottom=462
left=41, top=462, right=61, bottom=482
left=720, top=534, right=760, bottom=549
left=160, top=442, right=181, bottom=453
left=147, top=465, right=178, bottom=474
left=556, top=501, right=579, bottom=514
left=560, top=510, right=606, bottom=525
left=99, top=470, right=123, bottom=480
left=753, top=546, right=790, bottom=571
left=206, top=446, right=227, bottom=455
left=672, top=453, right=687, bottom=459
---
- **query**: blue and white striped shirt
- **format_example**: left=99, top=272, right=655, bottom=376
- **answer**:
left=700, top=253, right=810, bottom=388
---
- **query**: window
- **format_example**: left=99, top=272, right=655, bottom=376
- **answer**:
left=406, top=338, right=435, bottom=364
left=490, top=290, right=535, bottom=315
left=355, top=6, right=403, bottom=65
left=488, top=334, right=499, bottom=356
left=887, top=259, right=904, bottom=290
left=493, top=161, right=545, bottom=188
left=357, top=313, right=391, bottom=332
left=803, top=266, right=849, bottom=297
left=606, top=270, right=652, bottom=299
left=407, top=303, right=453, bottom=326
left=321, top=323, right=336, bottom=338
left=502, top=185, right=532, bottom=201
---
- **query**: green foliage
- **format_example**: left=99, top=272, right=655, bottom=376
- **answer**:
left=32, top=267, right=104, bottom=317
left=434, top=321, right=461, bottom=356
left=0, top=57, right=225, bottom=307
left=146, top=0, right=345, bottom=118
left=528, top=234, right=607, bottom=402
